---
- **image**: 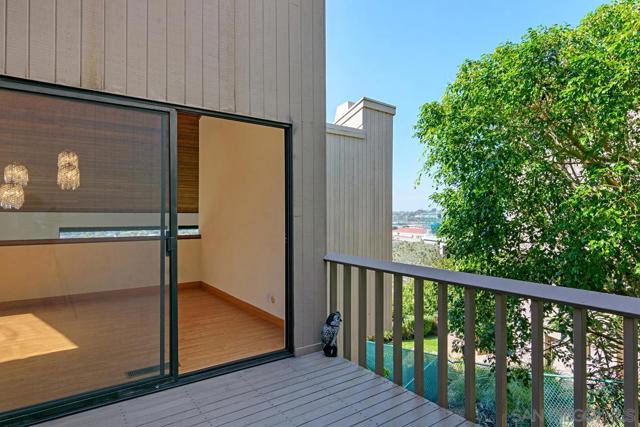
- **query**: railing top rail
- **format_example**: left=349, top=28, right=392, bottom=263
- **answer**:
left=324, top=252, right=640, bottom=318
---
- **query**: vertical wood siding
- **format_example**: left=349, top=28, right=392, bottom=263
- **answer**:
left=0, top=0, right=326, bottom=353
left=29, top=0, right=55, bottom=82
left=327, top=101, right=394, bottom=356
left=146, top=0, right=166, bottom=100
left=104, top=0, right=126, bottom=93
left=81, top=0, right=105, bottom=90
left=6, top=0, right=29, bottom=77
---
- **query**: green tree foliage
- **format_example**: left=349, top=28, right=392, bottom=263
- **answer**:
left=392, top=240, right=443, bottom=268
left=415, top=1, right=640, bottom=423
left=393, top=241, right=442, bottom=338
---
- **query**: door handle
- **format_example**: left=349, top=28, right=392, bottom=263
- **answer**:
left=165, top=236, right=177, bottom=254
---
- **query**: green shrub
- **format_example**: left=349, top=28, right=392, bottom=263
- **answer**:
left=398, top=277, right=440, bottom=341
left=448, top=363, right=534, bottom=426
left=382, top=367, right=391, bottom=380
left=368, top=314, right=437, bottom=344
left=400, top=315, right=437, bottom=340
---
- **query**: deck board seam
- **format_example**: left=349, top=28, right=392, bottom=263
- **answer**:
left=265, top=368, right=371, bottom=403
left=387, top=404, right=441, bottom=427
left=277, top=377, right=386, bottom=426
left=413, top=412, right=458, bottom=427
left=215, top=364, right=368, bottom=421
left=369, top=399, right=436, bottom=426
left=297, top=381, right=400, bottom=426
left=349, top=390, right=417, bottom=423
left=214, top=377, right=290, bottom=427
left=269, top=371, right=377, bottom=412
left=245, top=358, right=349, bottom=389
left=127, top=395, right=201, bottom=427
left=265, top=378, right=369, bottom=415
left=133, top=406, right=207, bottom=427
left=183, top=384, right=214, bottom=427
left=252, top=360, right=358, bottom=394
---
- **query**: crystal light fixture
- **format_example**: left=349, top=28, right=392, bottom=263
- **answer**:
left=4, top=163, right=29, bottom=186
left=57, top=150, right=80, bottom=190
left=0, top=183, right=24, bottom=210
left=58, top=150, right=79, bottom=169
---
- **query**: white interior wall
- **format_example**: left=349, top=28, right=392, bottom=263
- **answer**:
left=0, top=239, right=199, bottom=303
left=177, top=239, right=202, bottom=284
left=0, top=210, right=201, bottom=303
left=198, top=116, right=285, bottom=320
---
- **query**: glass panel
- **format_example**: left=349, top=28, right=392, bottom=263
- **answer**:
left=57, top=225, right=199, bottom=239
left=0, top=89, right=169, bottom=412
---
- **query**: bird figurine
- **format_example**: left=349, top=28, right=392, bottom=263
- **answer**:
left=321, top=311, right=342, bottom=357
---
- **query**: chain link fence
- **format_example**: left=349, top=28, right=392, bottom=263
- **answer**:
left=365, top=342, right=621, bottom=426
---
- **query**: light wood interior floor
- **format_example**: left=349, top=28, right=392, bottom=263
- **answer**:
left=0, top=287, right=284, bottom=412
left=178, top=286, right=284, bottom=372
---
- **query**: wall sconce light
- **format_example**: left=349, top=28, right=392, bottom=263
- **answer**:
left=57, top=150, right=80, bottom=190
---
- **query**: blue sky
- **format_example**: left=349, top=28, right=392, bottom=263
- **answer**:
left=326, top=0, right=606, bottom=211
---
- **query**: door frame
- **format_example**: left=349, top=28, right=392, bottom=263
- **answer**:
left=172, top=106, right=295, bottom=380
left=0, top=76, right=294, bottom=427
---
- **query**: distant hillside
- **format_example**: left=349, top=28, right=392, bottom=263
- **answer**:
left=392, top=209, right=442, bottom=230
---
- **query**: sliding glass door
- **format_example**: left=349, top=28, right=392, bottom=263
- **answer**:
left=0, top=87, right=174, bottom=412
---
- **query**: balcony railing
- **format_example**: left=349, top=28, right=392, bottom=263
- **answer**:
left=324, top=252, right=640, bottom=427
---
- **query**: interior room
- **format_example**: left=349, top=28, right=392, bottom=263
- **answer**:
left=176, top=113, right=286, bottom=373
left=0, top=89, right=286, bottom=412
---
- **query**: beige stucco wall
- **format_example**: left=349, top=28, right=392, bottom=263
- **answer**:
left=176, top=239, right=202, bottom=284
left=0, top=239, right=200, bottom=303
left=198, top=116, right=285, bottom=319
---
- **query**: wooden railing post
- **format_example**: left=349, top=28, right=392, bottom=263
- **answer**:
left=375, top=270, right=384, bottom=376
left=358, top=267, right=367, bottom=368
left=393, top=274, right=403, bottom=386
left=573, top=308, right=587, bottom=427
left=437, top=282, right=448, bottom=408
left=464, top=287, right=476, bottom=422
left=495, top=293, right=507, bottom=427
left=415, top=278, right=425, bottom=397
left=329, top=262, right=337, bottom=314
left=343, top=265, right=352, bottom=361
left=624, top=317, right=638, bottom=427
left=531, top=299, right=545, bottom=427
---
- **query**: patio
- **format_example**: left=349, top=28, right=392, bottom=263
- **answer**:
left=37, top=352, right=474, bottom=427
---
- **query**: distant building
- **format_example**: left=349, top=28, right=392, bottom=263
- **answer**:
left=393, top=226, right=428, bottom=242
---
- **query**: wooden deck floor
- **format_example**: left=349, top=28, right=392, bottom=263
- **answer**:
left=37, top=352, right=475, bottom=427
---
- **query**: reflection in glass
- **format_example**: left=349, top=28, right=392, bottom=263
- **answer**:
left=0, top=182, right=24, bottom=210
left=57, top=150, right=80, bottom=190
left=0, top=89, right=168, bottom=412
left=4, top=163, right=29, bottom=187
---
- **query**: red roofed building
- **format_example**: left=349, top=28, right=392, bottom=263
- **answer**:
left=393, top=226, right=428, bottom=242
